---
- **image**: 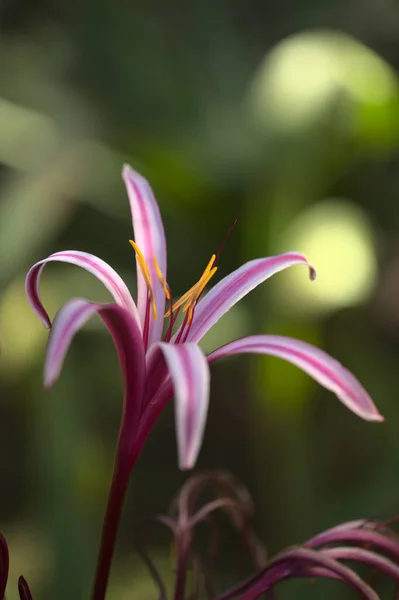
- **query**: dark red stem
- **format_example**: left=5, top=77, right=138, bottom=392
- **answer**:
left=91, top=452, right=131, bottom=600
left=173, top=532, right=191, bottom=600
left=0, top=533, right=9, bottom=599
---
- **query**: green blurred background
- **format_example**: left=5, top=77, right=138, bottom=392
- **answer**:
left=1, top=0, right=399, bottom=598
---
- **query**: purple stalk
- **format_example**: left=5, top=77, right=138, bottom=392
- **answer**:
left=88, top=304, right=146, bottom=600
left=173, top=532, right=191, bottom=600
left=0, top=533, right=9, bottom=599
left=91, top=453, right=131, bottom=600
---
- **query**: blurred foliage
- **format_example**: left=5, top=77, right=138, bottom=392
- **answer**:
left=1, top=0, right=399, bottom=599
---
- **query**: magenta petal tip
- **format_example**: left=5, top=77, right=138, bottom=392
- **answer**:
left=208, top=335, right=382, bottom=425
left=157, top=342, right=210, bottom=470
left=122, top=163, right=134, bottom=179
left=371, top=413, right=385, bottom=423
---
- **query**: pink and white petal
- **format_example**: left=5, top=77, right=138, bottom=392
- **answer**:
left=208, top=335, right=383, bottom=422
left=122, top=164, right=167, bottom=345
left=143, top=344, right=169, bottom=407
left=45, top=299, right=146, bottom=435
left=246, top=548, right=379, bottom=600
left=177, top=253, right=316, bottom=344
left=26, top=251, right=140, bottom=330
left=157, top=343, right=210, bottom=470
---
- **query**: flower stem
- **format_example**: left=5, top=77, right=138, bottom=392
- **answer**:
left=91, top=453, right=130, bottom=600
left=173, top=535, right=189, bottom=600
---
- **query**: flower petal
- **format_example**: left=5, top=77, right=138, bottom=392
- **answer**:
left=228, top=547, right=378, bottom=600
left=325, top=547, right=399, bottom=584
left=307, top=523, right=399, bottom=561
left=248, top=548, right=378, bottom=600
left=306, top=520, right=369, bottom=543
left=156, top=343, right=210, bottom=470
left=26, top=251, right=140, bottom=330
left=215, top=548, right=376, bottom=600
left=178, top=252, right=316, bottom=343
left=18, top=577, right=33, bottom=600
left=45, top=298, right=145, bottom=435
left=123, top=165, right=167, bottom=346
left=208, top=335, right=383, bottom=422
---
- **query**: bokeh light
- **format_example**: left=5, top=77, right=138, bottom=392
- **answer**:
left=249, top=30, right=399, bottom=146
left=273, top=199, right=378, bottom=316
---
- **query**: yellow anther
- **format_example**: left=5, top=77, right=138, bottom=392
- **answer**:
left=129, top=240, right=157, bottom=320
left=129, top=240, right=151, bottom=286
left=202, top=254, right=217, bottom=276
left=183, top=267, right=217, bottom=312
left=153, top=256, right=171, bottom=300
left=185, top=266, right=217, bottom=325
left=165, top=254, right=217, bottom=319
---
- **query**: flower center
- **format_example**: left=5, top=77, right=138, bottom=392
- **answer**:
left=165, top=254, right=217, bottom=325
left=129, top=240, right=217, bottom=328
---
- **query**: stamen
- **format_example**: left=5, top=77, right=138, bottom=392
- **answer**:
left=181, top=309, right=195, bottom=343
left=164, top=303, right=181, bottom=343
left=165, top=254, right=217, bottom=317
left=142, top=292, right=151, bottom=350
left=129, top=240, right=157, bottom=320
left=153, top=256, right=171, bottom=300
left=174, top=310, right=190, bottom=344
left=185, top=266, right=217, bottom=324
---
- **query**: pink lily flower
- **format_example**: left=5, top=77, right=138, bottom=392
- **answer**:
left=25, top=165, right=383, bottom=600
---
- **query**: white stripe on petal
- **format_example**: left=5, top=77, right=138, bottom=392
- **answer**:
left=208, top=335, right=383, bottom=422
left=123, top=165, right=167, bottom=346
left=177, top=252, right=315, bottom=343
left=157, top=343, right=210, bottom=469
left=26, top=250, right=140, bottom=330
left=45, top=299, right=99, bottom=386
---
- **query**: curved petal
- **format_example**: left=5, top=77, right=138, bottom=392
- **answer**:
left=306, top=520, right=369, bottom=543
left=325, top=547, right=399, bottom=585
left=208, top=335, right=383, bottom=422
left=309, top=530, right=399, bottom=563
left=18, top=577, right=33, bottom=600
left=123, top=165, right=167, bottom=346
left=223, top=547, right=378, bottom=600
left=250, top=548, right=378, bottom=600
left=26, top=251, right=140, bottom=330
left=156, top=343, right=210, bottom=470
left=45, top=298, right=145, bottom=434
left=177, top=252, right=316, bottom=343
